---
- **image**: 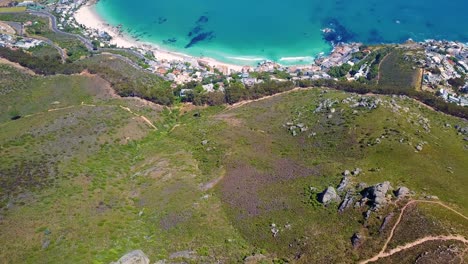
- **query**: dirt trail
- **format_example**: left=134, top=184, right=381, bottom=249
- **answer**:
left=225, top=87, right=314, bottom=111
left=362, top=235, right=468, bottom=264
left=119, top=105, right=157, bottom=130
left=360, top=200, right=468, bottom=264
left=0, top=58, right=36, bottom=75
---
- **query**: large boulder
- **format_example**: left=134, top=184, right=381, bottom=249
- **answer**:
left=395, top=186, right=410, bottom=198
left=362, top=181, right=392, bottom=209
left=318, top=187, right=340, bottom=205
left=337, top=177, right=350, bottom=192
left=338, top=191, right=354, bottom=212
left=351, top=233, right=362, bottom=248
left=111, top=250, right=150, bottom=264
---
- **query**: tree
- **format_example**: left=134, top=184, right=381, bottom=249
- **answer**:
left=225, top=82, right=246, bottom=104
left=448, top=77, right=465, bottom=89
left=328, top=64, right=352, bottom=78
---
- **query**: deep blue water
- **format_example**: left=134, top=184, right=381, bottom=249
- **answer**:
left=95, top=0, right=468, bottom=65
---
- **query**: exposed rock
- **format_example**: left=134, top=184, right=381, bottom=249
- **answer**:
left=354, top=197, right=368, bottom=208
left=395, top=187, right=410, bottom=198
left=364, top=209, right=371, bottom=219
left=244, top=254, right=267, bottom=264
left=338, top=191, right=354, bottom=212
left=352, top=168, right=362, bottom=176
left=379, top=213, right=394, bottom=233
left=351, top=233, right=362, bottom=248
left=309, top=186, right=318, bottom=192
left=337, top=177, right=350, bottom=192
left=201, top=140, right=209, bottom=145
left=342, top=170, right=351, bottom=176
left=111, top=250, right=150, bottom=264
left=318, top=187, right=340, bottom=205
left=169, top=250, right=197, bottom=259
left=456, top=126, right=468, bottom=135
left=41, top=239, right=50, bottom=249
left=357, top=182, right=367, bottom=190
left=425, top=195, right=439, bottom=200
left=362, top=181, right=392, bottom=209
left=415, top=144, right=423, bottom=151
left=270, top=223, right=279, bottom=237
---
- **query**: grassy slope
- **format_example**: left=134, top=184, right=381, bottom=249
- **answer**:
left=0, top=62, right=467, bottom=263
left=0, top=64, right=250, bottom=263
left=379, top=49, right=423, bottom=91
left=204, top=89, right=467, bottom=262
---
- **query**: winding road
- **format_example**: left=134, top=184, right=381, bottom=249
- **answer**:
left=26, top=10, right=94, bottom=51
left=2, top=9, right=152, bottom=70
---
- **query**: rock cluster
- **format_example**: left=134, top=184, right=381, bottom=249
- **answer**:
left=361, top=181, right=392, bottom=209
left=270, top=223, right=279, bottom=237
left=342, top=96, right=381, bottom=110
left=455, top=125, right=468, bottom=135
left=314, top=98, right=337, bottom=113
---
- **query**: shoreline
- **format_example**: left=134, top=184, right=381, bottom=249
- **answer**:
left=74, top=2, right=246, bottom=72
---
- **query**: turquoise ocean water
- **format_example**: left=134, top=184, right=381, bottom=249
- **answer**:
left=94, top=0, right=468, bottom=66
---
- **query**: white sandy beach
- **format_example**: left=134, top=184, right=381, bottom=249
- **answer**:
left=74, top=3, right=243, bottom=72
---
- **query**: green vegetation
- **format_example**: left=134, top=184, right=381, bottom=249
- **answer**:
left=379, top=49, right=422, bottom=91
left=0, top=47, right=174, bottom=105
left=329, top=63, right=352, bottom=78
left=1, top=60, right=466, bottom=262
left=101, top=49, right=150, bottom=69
left=0, top=6, right=26, bottom=13
left=0, top=13, right=88, bottom=61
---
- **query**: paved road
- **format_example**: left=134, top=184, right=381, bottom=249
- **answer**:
left=25, top=11, right=150, bottom=61
left=26, top=10, right=95, bottom=51
left=3, top=21, right=23, bottom=35
left=1, top=10, right=158, bottom=72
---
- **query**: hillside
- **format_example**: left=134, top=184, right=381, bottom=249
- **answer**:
left=0, top=61, right=467, bottom=263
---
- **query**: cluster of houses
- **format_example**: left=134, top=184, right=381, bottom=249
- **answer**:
left=2, top=1, right=468, bottom=107
left=421, top=40, right=468, bottom=106
left=47, top=0, right=85, bottom=30
left=315, top=43, right=361, bottom=69
left=0, top=33, right=43, bottom=49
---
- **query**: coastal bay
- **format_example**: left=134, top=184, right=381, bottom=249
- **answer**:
left=83, top=0, right=468, bottom=66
